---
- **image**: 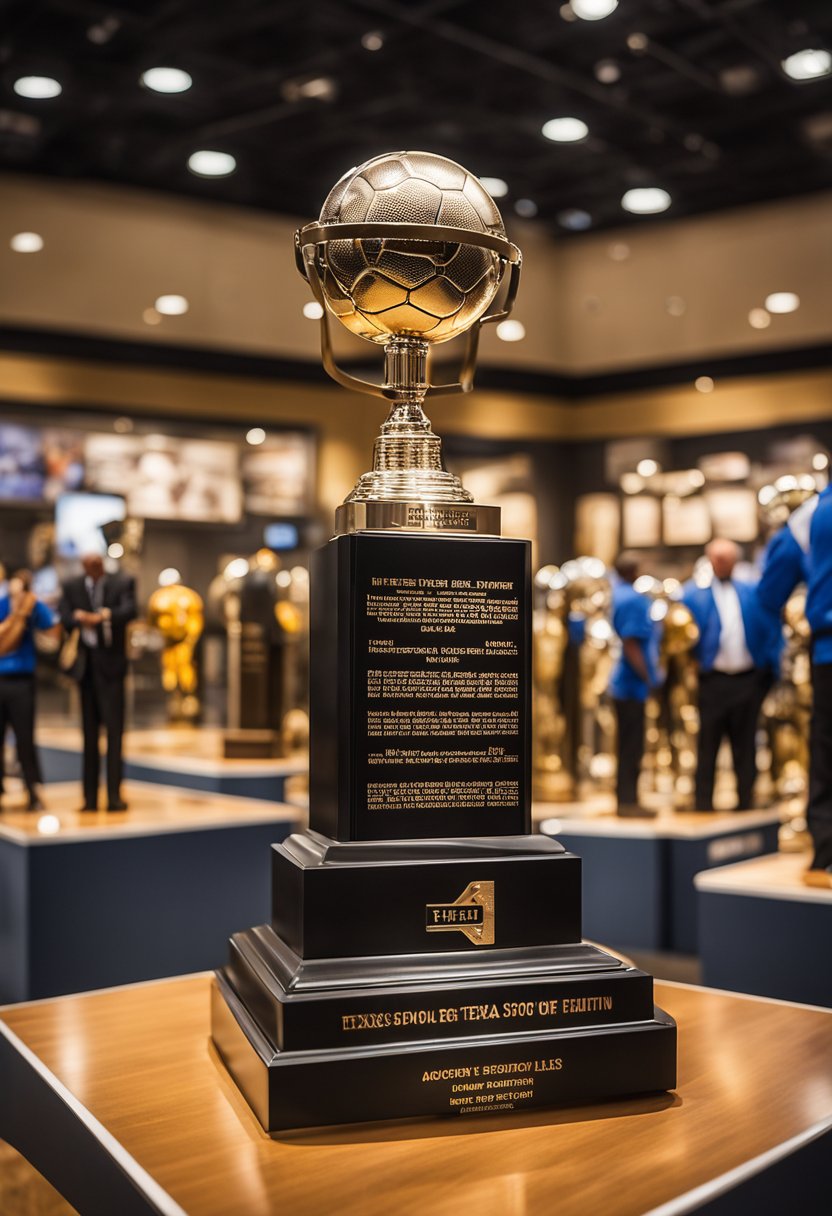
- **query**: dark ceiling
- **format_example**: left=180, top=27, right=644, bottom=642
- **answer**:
left=1, top=0, right=831, bottom=234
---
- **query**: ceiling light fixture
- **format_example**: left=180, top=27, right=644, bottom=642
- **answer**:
left=695, top=376, right=715, bottom=393
left=621, top=187, right=671, bottom=214
left=188, top=149, right=236, bottom=177
left=514, top=198, right=538, bottom=218
left=479, top=176, right=508, bottom=198
left=542, top=117, right=589, bottom=143
left=361, top=31, right=384, bottom=51
left=141, top=67, right=193, bottom=94
left=571, top=0, right=619, bottom=20
left=10, top=231, right=44, bottom=253
left=496, top=319, right=526, bottom=342
left=246, top=427, right=267, bottom=445
left=154, top=294, right=189, bottom=316
left=764, top=291, right=800, bottom=314
left=748, top=308, right=771, bottom=329
left=594, top=59, right=621, bottom=84
left=13, top=75, right=62, bottom=99
left=558, top=208, right=592, bottom=230
left=637, top=459, right=658, bottom=477
left=303, top=301, right=324, bottom=319
left=782, top=49, right=832, bottom=82
left=812, top=452, right=829, bottom=471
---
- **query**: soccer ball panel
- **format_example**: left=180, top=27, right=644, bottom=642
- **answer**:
left=408, top=278, right=465, bottom=318
left=360, top=156, right=411, bottom=191
left=463, top=176, right=503, bottom=232
left=436, top=191, right=486, bottom=232
left=402, top=153, right=467, bottom=191
left=443, top=243, right=497, bottom=292
left=374, top=302, right=442, bottom=335
left=337, top=176, right=375, bottom=223
left=352, top=271, right=409, bottom=313
left=366, top=179, right=442, bottom=225
left=326, top=239, right=367, bottom=289
left=368, top=246, right=436, bottom=288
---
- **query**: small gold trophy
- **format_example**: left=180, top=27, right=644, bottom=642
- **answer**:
left=295, top=151, right=521, bottom=536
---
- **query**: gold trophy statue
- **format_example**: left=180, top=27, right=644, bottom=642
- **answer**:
left=147, top=583, right=204, bottom=722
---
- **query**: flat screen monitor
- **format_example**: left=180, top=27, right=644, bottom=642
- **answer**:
left=264, top=522, right=300, bottom=551
left=55, top=493, right=126, bottom=558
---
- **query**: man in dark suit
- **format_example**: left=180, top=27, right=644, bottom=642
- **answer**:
left=59, top=554, right=137, bottom=811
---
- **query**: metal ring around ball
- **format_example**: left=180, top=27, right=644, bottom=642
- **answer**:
left=294, top=222, right=523, bottom=399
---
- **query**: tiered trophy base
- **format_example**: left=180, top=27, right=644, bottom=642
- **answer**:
left=211, top=832, right=676, bottom=1132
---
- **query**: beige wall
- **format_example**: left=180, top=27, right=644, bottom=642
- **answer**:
left=0, top=174, right=829, bottom=378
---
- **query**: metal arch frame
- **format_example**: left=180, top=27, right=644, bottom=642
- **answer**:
left=294, top=221, right=522, bottom=400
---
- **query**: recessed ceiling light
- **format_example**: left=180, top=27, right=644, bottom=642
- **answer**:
left=748, top=308, right=771, bottom=329
left=764, top=291, right=799, bottom=314
left=154, top=294, right=189, bottom=316
left=695, top=376, right=715, bottom=393
left=495, top=319, right=526, bottom=342
left=594, top=59, right=621, bottom=84
left=13, top=75, right=62, bottom=99
left=283, top=76, right=337, bottom=102
left=558, top=208, right=592, bottom=230
left=542, top=117, right=589, bottom=143
left=303, top=301, right=324, bottom=319
left=141, top=67, right=193, bottom=94
left=621, top=187, right=671, bottom=214
left=10, top=231, right=44, bottom=253
left=361, top=31, right=384, bottom=51
left=514, top=198, right=538, bottom=218
left=188, top=149, right=236, bottom=177
left=571, top=0, right=619, bottom=20
left=246, top=427, right=267, bottom=445
left=782, top=49, right=832, bottom=82
left=479, top=176, right=508, bottom=198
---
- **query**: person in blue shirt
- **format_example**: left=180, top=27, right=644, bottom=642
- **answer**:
left=0, top=569, right=61, bottom=811
left=758, top=483, right=832, bottom=885
left=608, top=552, right=660, bottom=818
left=682, top=538, right=779, bottom=813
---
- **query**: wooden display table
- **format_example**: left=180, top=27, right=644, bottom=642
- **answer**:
left=697, top=851, right=832, bottom=1006
left=2, top=974, right=831, bottom=1216
left=536, top=806, right=783, bottom=952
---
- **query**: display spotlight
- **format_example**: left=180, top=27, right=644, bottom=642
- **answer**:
left=188, top=149, right=236, bottom=177
left=621, top=187, right=671, bottom=214
left=479, top=176, right=508, bottom=198
left=10, top=232, right=44, bottom=253
left=13, top=75, right=62, bottom=99
left=764, top=292, right=800, bottom=314
left=141, top=67, right=193, bottom=94
left=495, top=319, right=526, bottom=342
left=782, top=49, right=831, bottom=82
left=154, top=294, right=189, bottom=316
left=571, top=0, right=619, bottom=20
left=542, top=117, right=589, bottom=143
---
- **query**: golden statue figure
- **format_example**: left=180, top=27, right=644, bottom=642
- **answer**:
left=147, top=584, right=204, bottom=722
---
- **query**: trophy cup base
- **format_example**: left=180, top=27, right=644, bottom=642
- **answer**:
left=211, top=969, right=677, bottom=1133
left=334, top=500, right=501, bottom=537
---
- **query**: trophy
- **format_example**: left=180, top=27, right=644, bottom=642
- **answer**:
left=211, top=152, right=675, bottom=1130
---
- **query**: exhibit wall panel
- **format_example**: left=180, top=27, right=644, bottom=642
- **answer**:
left=1, top=174, right=830, bottom=377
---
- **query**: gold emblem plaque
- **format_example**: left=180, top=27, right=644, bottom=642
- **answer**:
left=425, top=881, right=495, bottom=946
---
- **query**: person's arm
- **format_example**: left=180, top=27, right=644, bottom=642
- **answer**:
left=757, top=526, right=806, bottom=616
left=58, top=583, right=80, bottom=632
left=622, top=636, right=651, bottom=684
left=32, top=599, right=62, bottom=643
left=104, top=575, right=137, bottom=625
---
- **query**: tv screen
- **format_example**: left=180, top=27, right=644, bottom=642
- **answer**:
left=263, top=522, right=300, bottom=551
left=55, top=493, right=126, bottom=558
left=0, top=424, right=44, bottom=501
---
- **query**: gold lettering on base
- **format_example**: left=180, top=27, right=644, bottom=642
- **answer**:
left=426, top=880, right=495, bottom=946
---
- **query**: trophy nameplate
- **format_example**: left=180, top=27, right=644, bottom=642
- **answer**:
left=211, top=151, right=676, bottom=1130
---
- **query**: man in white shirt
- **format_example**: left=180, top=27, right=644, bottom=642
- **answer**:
left=682, top=539, right=780, bottom=811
